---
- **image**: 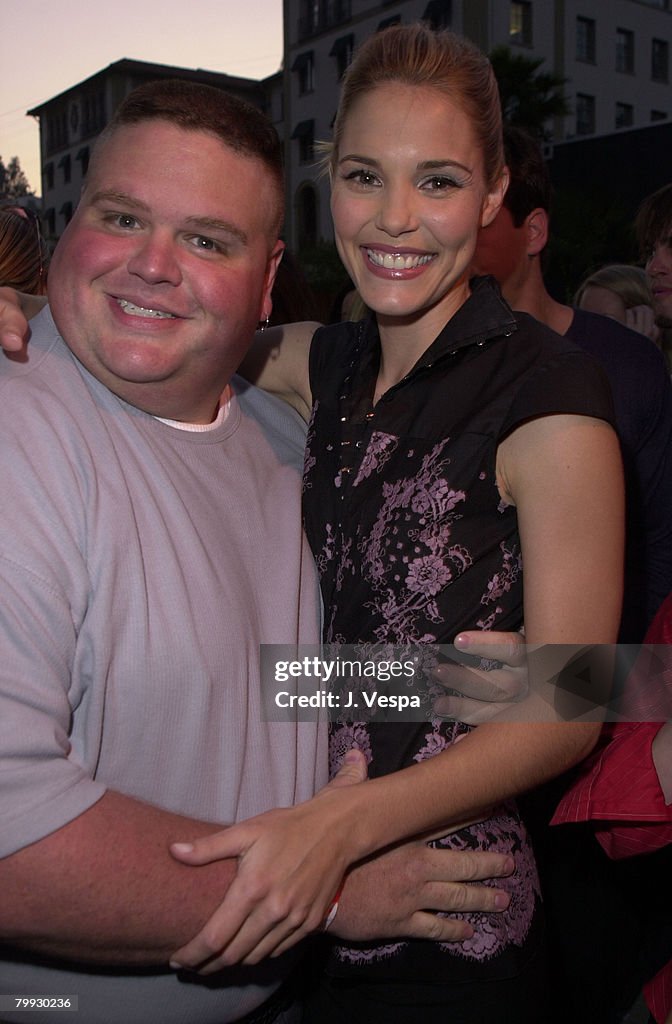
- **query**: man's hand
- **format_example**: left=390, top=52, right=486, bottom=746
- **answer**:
left=333, top=841, right=514, bottom=944
left=0, top=287, right=41, bottom=354
left=432, top=631, right=528, bottom=724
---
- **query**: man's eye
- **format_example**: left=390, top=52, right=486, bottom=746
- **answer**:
left=115, top=214, right=139, bottom=229
left=189, top=236, right=221, bottom=253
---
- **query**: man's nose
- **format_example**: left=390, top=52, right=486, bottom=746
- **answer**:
left=127, top=231, right=183, bottom=286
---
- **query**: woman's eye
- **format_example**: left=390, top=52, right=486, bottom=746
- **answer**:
left=421, top=176, right=460, bottom=192
left=344, top=169, right=380, bottom=187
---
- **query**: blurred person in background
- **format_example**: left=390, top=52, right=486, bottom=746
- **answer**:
left=471, top=124, right=672, bottom=645
left=0, top=205, right=49, bottom=294
left=574, top=263, right=660, bottom=346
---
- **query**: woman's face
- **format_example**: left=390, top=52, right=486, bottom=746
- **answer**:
left=330, top=83, right=506, bottom=337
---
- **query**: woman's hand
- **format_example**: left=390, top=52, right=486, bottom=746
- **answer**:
left=625, top=304, right=661, bottom=344
left=0, top=287, right=42, bottom=354
left=168, top=749, right=368, bottom=972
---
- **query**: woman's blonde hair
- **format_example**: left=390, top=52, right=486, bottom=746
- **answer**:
left=326, top=23, right=505, bottom=190
left=574, top=264, right=654, bottom=311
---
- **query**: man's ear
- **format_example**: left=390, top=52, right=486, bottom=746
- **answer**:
left=525, top=209, right=549, bottom=257
left=481, top=167, right=510, bottom=228
left=259, top=239, right=285, bottom=322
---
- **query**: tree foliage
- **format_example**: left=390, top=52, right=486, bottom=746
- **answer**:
left=489, top=45, right=570, bottom=141
left=0, top=155, right=35, bottom=199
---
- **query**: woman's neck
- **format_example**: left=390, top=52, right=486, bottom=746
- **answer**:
left=374, top=284, right=470, bottom=402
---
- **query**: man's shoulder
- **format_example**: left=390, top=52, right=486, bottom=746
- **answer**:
left=0, top=305, right=67, bottom=390
left=567, top=307, right=667, bottom=375
left=231, top=375, right=307, bottom=465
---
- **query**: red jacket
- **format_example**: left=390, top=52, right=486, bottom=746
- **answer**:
left=552, top=594, right=672, bottom=1023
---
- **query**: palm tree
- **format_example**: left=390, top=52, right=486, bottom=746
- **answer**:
left=489, top=46, right=570, bottom=141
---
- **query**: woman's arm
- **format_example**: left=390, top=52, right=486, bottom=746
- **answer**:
left=169, top=413, right=623, bottom=971
left=0, top=286, right=317, bottom=418
left=237, top=320, right=318, bottom=421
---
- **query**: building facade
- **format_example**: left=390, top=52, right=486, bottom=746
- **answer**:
left=25, top=2, right=671, bottom=251
left=28, top=59, right=278, bottom=244
left=282, top=0, right=671, bottom=248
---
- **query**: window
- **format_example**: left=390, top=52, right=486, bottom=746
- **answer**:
left=576, top=93, right=596, bottom=135
left=44, top=162, right=54, bottom=190
left=76, top=147, right=90, bottom=178
left=60, top=202, right=73, bottom=227
left=510, top=1, right=532, bottom=47
left=330, top=33, right=354, bottom=78
left=616, top=28, right=635, bottom=73
left=378, top=14, right=401, bottom=31
left=615, top=102, right=634, bottom=129
left=651, top=109, right=668, bottom=121
left=292, top=51, right=314, bottom=95
left=292, top=120, right=315, bottom=163
left=576, top=17, right=596, bottom=63
left=422, top=0, right=452, bottom=30
left=298, top=0, right=351, bottom=39
left=58, top=154, right=71, bottom=185
left=652, top=38, right=669, bottom=82
left=296, top=183, right=318, bottom=250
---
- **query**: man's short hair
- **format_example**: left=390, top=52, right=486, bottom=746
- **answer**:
left=502, top=125, right=553, bottom=227
left=92, top=79, right=285, bottom=237
left=635, top=183, right=672, bottom=256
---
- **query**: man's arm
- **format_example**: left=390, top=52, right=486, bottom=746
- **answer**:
left=0, top=756, right=514, bottom=967
left=0, top=791, right=238, bottom=966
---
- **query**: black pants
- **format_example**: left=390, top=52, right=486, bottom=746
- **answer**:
left=301, top=951, right=549, bottom=1024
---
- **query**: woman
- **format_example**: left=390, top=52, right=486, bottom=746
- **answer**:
left=0, top=26, right=624, bottom=1022
left=574, top=263, right=660, bottom=344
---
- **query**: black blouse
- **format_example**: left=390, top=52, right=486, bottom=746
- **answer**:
left=303, top=276, right=615, bottom=984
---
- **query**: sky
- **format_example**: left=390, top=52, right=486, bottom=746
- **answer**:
left=0, top=0, right=284, bottom=196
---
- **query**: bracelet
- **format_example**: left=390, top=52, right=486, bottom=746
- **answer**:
left=323, top=882, right=344, bottom=931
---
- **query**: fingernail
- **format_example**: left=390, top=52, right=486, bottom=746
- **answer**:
left=454, top=634, right=469, bottom=648
left=494, top=893, right=511, bottom=910
left=500, top=856, right=515, bottom=875
left=169, top=960, right=182, bottom=970
left=170, top=842, right=194, bottom=854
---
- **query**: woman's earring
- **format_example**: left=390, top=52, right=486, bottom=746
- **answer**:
left=258, top=316, right=270, bottom=332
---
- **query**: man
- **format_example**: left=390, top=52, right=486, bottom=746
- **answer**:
left=472, top=125, right=672, bottom=644
left=0, top=81, right=513, bottom=1024
left=636, top=182, right=672, bottom=329
left=471, top=129, right=672, bottom=1024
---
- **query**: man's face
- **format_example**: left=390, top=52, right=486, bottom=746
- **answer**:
left=48, top=121, right=283, bottom=422
left=646, top=230, right=672, bottom=327
left=470, top=205, right=530, bottom=299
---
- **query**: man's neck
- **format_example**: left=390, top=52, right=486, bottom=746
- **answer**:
left=502, top=260, right=574, bottom=337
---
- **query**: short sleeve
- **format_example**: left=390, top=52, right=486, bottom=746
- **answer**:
left=501, top=348, right=615, bottom=442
